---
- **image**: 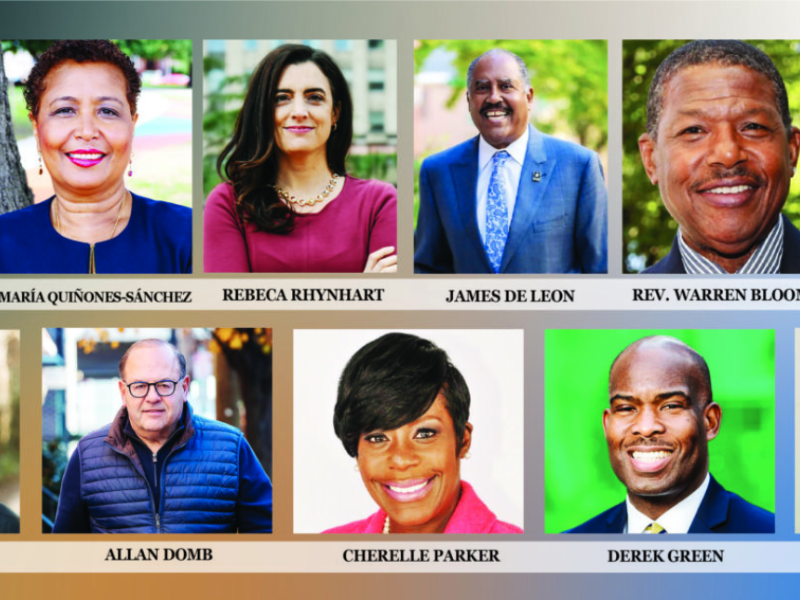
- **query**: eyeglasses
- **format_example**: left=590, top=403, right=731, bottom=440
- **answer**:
left=123, top=379, right=182, bottom=398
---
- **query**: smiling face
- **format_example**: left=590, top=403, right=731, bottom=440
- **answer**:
left=603, top=339, right=721, bottom=518
left=273, top=61, right=339, bottom=159
left=118, top=343, right=188, bottom=445
left=467, top=52, right=533, bottom=150
left=356, top=395, right=472, bottom=533
left=639, top=64, right=800, bottom=266
left=32, top=61, right=137, bottom=199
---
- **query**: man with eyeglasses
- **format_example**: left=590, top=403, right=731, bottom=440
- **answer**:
left=52, top=339, right=273, bottom=533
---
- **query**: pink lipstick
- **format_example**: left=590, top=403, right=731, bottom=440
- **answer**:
left=66, top=150, right=106, bottom=168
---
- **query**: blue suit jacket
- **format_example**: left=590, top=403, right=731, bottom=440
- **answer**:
left=565, top=475, right=774, bottom=533
left=414, top=126, right=607, bottom=274
left=642, top=215, right=800, bottom=274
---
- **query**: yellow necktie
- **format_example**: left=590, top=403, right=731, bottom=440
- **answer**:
left=644, top=522, right=666, bottom=534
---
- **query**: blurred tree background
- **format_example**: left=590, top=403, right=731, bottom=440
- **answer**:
left=0, top=331, right=20, bottom=518
left=414, top=40, right=608, bottom=224
left=623, top=40, right=800, bottom=272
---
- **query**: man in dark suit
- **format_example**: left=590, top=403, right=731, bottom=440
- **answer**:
left=567, top=336, right=773, bottom=534
left=414, top=49, right=607, bottom=274
left=638, top=40, right=800, bottom=274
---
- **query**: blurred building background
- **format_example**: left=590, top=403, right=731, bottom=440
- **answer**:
left=203, top=39, right=397, bottom=196
left=0, top=331, right=20, bottom=519
left=1, top=39, right=192, bottom=210
left=42, top=327, right=272, bottom=532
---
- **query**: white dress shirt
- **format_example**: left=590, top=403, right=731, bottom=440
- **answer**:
left=625, top=473, right=711, bottom=534
left=476, top=128, right=529, bottom=244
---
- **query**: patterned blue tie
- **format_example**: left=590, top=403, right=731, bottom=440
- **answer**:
left=484, top=151, right=510, bottom=273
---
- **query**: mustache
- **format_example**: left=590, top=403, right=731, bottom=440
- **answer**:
left=690, top=166, right=764, bottom=192
left=623, top=438, right=676, bottom=451
left=481, top=102, right=511, bottom=116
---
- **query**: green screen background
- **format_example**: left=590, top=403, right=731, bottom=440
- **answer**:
left=545, top=329, right=775, bottom=534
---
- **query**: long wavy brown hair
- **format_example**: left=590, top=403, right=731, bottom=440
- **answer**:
left=217, top=44, right=354, bottom=233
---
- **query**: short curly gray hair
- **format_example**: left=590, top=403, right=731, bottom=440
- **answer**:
left=646, top=40, right=792, bottom=140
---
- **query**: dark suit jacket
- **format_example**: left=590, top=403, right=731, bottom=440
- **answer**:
left=414, top=126, right=607, bottom=274
left=642, top=214, right=800, bottom=274
left=0, top=502, right=19, bottom=534
left=565, top=475, right=774, bottom=533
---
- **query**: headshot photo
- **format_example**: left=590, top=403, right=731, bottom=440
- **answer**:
left=0, top=331, right=19, bottom=534
left=203, top=39, right=398, bottom=274
left=624, top=40, right=800, bottom=274
left=42, top=328, right=273, bottom=533
left=293, top=329, right=523, bottom=534
left=414, top=40, right=607, bottom=274
left=546, top=329, right=775, bottom=534
left=0, top=40, right=192, bottom=274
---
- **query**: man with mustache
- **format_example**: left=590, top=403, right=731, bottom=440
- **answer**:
left=639, top=40, right=800, bottom=274
left=414, top=49, right=607, bottom=274
left=568, top=336, right=773, bottom=533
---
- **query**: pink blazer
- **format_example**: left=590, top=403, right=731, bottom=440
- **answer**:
left=323, top=481, right=522, bottom=534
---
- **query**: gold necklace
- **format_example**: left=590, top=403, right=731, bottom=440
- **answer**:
left=274, top=173, right=339, bottom=207
left=383, top=515, right=390, bottom=534
left=52, top=191, right=129, bottom=274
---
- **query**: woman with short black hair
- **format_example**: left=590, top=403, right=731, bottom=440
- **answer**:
left=325, top=333, right=521, bottom=534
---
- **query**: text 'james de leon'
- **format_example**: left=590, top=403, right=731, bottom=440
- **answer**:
left=446, top=289, right=575, bottom=303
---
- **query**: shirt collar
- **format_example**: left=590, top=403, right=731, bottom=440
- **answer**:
left=478, top=126, right=530, bottom=171
left=626, top=473, right=711, bottom=534
left=123, top=405, right=187, bottom=449
left=678, top=217, right=784, bottom=274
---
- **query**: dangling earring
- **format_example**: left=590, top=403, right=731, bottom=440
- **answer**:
left=332, top=123, right=338, bottom=132
left=128, top=156, right=133, bottom=177
left=38, top=151, right=43, bottom=176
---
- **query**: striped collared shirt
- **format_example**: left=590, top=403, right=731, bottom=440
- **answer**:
left=678, top=217, right=784, bottom=274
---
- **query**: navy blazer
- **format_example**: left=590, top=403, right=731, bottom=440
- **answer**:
left=565, top=475, right=774, bottom=534
left=642, top=214, right=800, bottom=274
left=414, top=126, right=607, bottom=274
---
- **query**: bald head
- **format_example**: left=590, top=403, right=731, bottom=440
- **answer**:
left=118, top=339, right=186, bottom=381
left=610, top=336, right=712, bottom=408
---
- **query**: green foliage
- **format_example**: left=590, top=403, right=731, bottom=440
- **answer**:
left=346, top=153, right=397, bottom=183
left=115, top=39, right=192, bottom=74
left=8, top=86, right=31, bottom=138
left=415, top=40, right=608, bottom=151
left=2, top=39, right=191, bottom=74
left=623, top=40, right=800, bottom=272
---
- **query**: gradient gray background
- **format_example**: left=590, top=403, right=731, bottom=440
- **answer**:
left=3, top=0, right=800, bottom=596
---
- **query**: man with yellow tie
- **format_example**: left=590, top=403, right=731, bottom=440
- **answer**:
left=567, top=336, right=773, bottom=533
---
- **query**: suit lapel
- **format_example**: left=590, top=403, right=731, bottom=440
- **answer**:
left=501, top=126, right=554, bottom=272
left=688, top=476, right=728, bottom=533
left=450, top=138, right=493, bottom=272
left=605, top=502, right=628, bottom=533
left=780, top=214, right=800, bottom=273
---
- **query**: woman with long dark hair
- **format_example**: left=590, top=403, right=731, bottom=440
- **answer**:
left=204, top=44, right=397, bottom=273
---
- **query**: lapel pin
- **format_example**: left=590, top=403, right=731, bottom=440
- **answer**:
left=532, top=171, right=542, bottom=182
